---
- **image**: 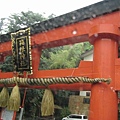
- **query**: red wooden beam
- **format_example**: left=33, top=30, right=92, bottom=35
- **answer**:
left=0, top=61, right=93, bottom=78
left=0, top=11, right=120, bottom=55
left=0, top=83, right=91, bottom=91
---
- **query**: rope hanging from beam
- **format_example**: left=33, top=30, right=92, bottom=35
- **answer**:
left=0, top=77, right=111, bottom=86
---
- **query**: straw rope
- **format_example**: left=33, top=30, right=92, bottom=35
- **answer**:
left=7, top=84, right=21, bottom=111
left=41, top=89, right=54, bottom=116
left=0, top=87, right=9, bottom=107
left=0, top=77, right=111, bottom=86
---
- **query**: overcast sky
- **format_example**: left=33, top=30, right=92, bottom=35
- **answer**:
left=0, top=0, right=103, bottom=19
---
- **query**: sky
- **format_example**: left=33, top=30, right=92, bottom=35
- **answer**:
left=0, top=0, right=103, bottom=19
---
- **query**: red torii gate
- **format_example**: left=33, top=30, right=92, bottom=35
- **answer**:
left=0, top=0, right=120, bottom=120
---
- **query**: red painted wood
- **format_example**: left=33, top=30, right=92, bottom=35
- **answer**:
left=89, top=24, right=119, bottom=120
left=0, top=11, right=120, bottom=54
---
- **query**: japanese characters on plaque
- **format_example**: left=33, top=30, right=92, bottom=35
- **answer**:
left=11, top=28, right=33, bottom=74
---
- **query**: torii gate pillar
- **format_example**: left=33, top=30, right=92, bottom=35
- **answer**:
left=89, top=24, right=120, bottom=120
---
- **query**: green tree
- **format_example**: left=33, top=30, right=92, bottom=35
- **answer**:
left=0, top=56, right=14, bottom=72
left=0, top=18, right=6, bottom=34
left=60, top=107, right=71, bottom=119
left=39, top=47, right=63, bottom=70
left=22, top=89, right=44, bottom=119
left=40, top=42, right=93, bottom=70
left=7, top=11, right=46, bottom=32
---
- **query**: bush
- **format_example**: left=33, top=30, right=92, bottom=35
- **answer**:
left=60, top=107, right=71, bottom=119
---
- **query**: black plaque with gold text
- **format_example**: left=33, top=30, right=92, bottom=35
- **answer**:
left=11, top=28, right=32, bottom=74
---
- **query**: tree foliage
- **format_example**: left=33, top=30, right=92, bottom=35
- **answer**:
left=40, top=42, right=93, bottom=70
left=7, top=11, right=46, bottom=32
left=0, top=18, right=6, bottom=34
left=60, top=107, right=71, bottom=119
left=22, top=89, right=44, bottom=119
left=0, top=56, right=14, bottom=72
